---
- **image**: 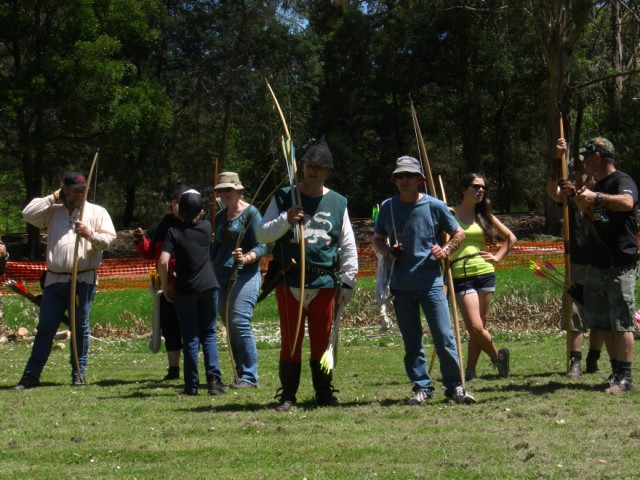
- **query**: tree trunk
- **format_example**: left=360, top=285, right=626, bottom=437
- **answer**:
left=524, top=0, right=593, bottom=234
left=123, top=183, right=136, bottom=228
left=606, top=1, right=624, bottom=133
left=21, top=122, right=44, bottom=260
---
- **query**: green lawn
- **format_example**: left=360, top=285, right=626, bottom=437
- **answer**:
left=1, top=270, right=639, bottom=479
left=1, top=333, right=638, bottom=479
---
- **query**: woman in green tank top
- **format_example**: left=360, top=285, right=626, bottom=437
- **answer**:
left=451, top=173, right=517, bottom=381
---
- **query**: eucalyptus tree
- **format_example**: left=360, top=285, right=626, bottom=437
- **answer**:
left=295, top=1, right=549, bottom=215
left=0, top=0, right=129, bottom=256
left=146, top=0, right=322, bottom=219
left=397, top=1, right=548, bottom=213
left=523, top=0, right=640, bottom=232
left=93, top=0, right=173, bottom=227
left=571, top=1, right=640, bottom=166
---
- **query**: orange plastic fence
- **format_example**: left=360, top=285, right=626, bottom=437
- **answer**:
left=1, top=241, right=564, bottom=294
left=355, top=241, right=564, bottom=277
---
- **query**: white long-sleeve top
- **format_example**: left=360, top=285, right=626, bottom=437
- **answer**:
left=22, top=193, right=116, bottom=286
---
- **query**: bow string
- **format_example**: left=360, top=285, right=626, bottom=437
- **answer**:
left=265, top=80, right=306, bottom=358
left=69, top=150, right=99, bottom=383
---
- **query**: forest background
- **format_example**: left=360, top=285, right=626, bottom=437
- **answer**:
left=1, top=0, right=639, bottom=259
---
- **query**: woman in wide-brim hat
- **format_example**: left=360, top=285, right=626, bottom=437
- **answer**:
left=210, top=172, right=266, bottom=388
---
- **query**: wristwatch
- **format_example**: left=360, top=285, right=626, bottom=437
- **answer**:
left=594, top=192, right=603, bottom=206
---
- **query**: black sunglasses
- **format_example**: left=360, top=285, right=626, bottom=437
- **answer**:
left=583, top=141, right=614, bottom=159
left=215, top=188, right=234, bottom=193
left=469, top=184, right=487, bottom=191
left=394, top=172, right=419, bottom=179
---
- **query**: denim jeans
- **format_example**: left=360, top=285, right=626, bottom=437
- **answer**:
left=24, top=281, right=95, bottom=379
left=391, top=286, right=463, bottom=391
left=174, top=288, right=222, bottom=394
left=217, top=269, right=260, bottom=385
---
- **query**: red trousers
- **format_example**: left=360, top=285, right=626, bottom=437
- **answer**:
left=275, top=284, right=335, bottom=362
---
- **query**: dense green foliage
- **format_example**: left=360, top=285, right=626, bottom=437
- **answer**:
left=1, top=1, right=639, bottom=246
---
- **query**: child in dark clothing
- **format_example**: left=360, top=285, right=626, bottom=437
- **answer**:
left=158, top=190, right=224, bottom=396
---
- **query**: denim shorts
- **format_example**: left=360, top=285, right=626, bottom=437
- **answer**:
left=453, top=272, right=496, bottom=296
left=584, top=263, right=637, bottom=332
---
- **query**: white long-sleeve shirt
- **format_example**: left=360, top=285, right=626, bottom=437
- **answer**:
left=22, top=193, right=116, bottom=286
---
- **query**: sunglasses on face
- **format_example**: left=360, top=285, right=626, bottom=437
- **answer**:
left=469, top=184, right=487, bottom=191
left=215, top=188, right=234, bottom=194
left=394, top=172, right=419, bottom=180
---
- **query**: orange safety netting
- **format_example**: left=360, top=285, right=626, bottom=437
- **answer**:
left=0, top=241, right=565, bottom=294
left=355, top=241, right=564, bottom=277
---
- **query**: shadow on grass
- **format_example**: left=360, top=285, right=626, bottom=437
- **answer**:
left=176, top=394, right=467, bottom=413
left=469, top=373, right=607, bottom=396
left=0, top=381, right=56, bottom=391
left=93, top=378, right=170, bottom=387
left=504, top=380, right=605, bottom=394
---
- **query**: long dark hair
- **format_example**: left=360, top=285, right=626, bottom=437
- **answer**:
left=460, top=173, right=496, bottom=240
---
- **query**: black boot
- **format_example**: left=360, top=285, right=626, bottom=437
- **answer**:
left=206, top=373, right=226, bottom=396
left=13, top=374, right=40, bottom=390
left=585, top=350, right=602, bottom=374
left=163, top=366, right=180, bottom=381
left=274, top=361, right=301, bottom=412
left=310, top=360, right=339, bottom=406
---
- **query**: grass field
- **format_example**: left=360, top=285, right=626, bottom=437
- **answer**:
left=1, top=270, right=639, bottom=479
left=1, top=334, right=639, bottom=479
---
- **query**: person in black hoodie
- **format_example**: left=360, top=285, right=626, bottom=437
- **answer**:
left=159, top=189, right=225, bottom=396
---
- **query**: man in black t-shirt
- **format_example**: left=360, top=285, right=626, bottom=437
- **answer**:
left=547, top=138, right=604, bottom=378
left=574, top=137, right=638, bottom=393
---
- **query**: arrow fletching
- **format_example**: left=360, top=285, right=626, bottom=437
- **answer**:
left=320, top=346, right=335, bottom=374
left=4, top=279, right=38, bottom=303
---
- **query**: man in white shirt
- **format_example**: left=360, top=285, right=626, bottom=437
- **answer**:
left=14, top=172, right=116, bottom=389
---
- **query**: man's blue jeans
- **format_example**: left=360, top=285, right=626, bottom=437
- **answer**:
left=174, top=288, right=222, bottom=394
left=24, top=281, right=95, bottom=380
left=391, top=286, right=463, bottom=391
left=217, top=269, right=260, bottom=386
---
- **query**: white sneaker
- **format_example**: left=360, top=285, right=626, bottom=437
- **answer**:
left=406, top=389, right=432, bottom=405
left=445, top=385, right=476, bottom=404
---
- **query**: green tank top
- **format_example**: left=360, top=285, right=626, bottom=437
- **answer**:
left=451, top=213, right=494, bottom=279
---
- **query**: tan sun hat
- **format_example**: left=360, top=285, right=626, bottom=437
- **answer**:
left=214, top=172, right=244, bottom=191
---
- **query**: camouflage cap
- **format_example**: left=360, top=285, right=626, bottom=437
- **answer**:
left=580, top=137, right=616, bottom=159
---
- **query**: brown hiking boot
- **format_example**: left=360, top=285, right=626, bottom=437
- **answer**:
left=566, top=358, right=582, bottom=378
